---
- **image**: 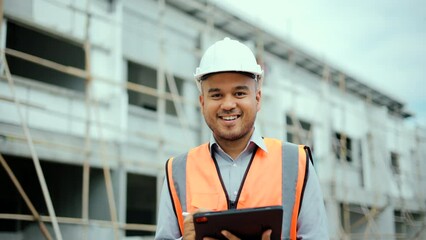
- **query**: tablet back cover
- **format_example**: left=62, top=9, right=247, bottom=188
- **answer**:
left=193, top=206, right=283, bottom=240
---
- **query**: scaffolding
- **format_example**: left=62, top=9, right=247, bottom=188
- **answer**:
left=0, top=0, right=425, bottom=239
left=0, top=0, right=176, bottom=238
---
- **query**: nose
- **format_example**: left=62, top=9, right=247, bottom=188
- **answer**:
left=221, top=95, right=236, bottom=111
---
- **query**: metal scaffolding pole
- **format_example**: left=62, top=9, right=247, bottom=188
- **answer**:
left=1, top=51, right=63, bottom=240
left=0, top=154, right=53, bottom=240
left=81, top=0, right=93, bottom=239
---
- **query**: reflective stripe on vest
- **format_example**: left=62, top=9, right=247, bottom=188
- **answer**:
left=166, top=138, right=308, bottom=239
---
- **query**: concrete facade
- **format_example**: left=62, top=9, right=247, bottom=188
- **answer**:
left=0, top=0, right=425, bottom=239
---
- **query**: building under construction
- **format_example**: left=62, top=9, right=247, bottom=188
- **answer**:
left=1, top=0, right=425, bottom=239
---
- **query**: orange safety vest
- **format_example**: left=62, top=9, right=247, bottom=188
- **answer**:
left=166, top=138, right=310, bottom=240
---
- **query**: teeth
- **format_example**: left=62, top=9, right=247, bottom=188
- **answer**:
left=222, top=116, right=237, bottom=121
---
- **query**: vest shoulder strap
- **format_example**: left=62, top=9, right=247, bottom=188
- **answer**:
left=165, top=152, right=188, bottom=235
left=281, top=141, right=309, bottom=240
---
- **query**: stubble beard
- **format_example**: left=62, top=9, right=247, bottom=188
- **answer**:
left=206, top=116, right=256, bottom=142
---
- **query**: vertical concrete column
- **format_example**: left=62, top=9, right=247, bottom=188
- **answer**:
left=361, top=133, right=372, bottom=190
left=319, top=65, right=334, bottom=183
left=183, top=79, right=199, bottom=144
left=376, top=204, right=396, bottom=240
left=156, top=0, right=166, bottom=163
left=325, top=198, right=341, bottom=239
left=156, top=172, right=165, bottom=222
left=113, top=164, right=127, bottom=239
left=112, top=0, right=126, bottom=143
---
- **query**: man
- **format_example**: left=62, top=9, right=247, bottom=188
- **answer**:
left=155, top=37, right=329, bottom=239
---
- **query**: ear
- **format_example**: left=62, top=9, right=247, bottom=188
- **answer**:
left=199, top=94, right=204, bottom=110
left=256, top=89, right=262, bottom=112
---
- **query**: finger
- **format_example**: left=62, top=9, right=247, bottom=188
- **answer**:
left=221, top=230, right=240, bottom=240
left=183, top=213, right=195, bottom=240
left=183, top=212, right=193, bottom=226
left=261, top=229, right=272, bottom=240
left=185, top=210, right=212, bottom=240
left=196, top=208, right=211, bottom=213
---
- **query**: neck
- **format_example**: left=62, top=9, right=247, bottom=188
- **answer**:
left=214, top=128, right=254, bottom=160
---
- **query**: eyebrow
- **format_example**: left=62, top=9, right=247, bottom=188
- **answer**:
left=235, top=86, right=250, bottom=91
left=207, top=88, right=221, bottom=93
left=207, top=86, right=250, bottom=93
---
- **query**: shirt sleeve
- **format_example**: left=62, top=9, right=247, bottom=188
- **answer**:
left=297, top=161, right=330, bottom=239
left=155, top=177, right=182, bottom=240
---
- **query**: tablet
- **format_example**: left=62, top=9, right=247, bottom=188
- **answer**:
left=193, top=205, right=283, bottom=240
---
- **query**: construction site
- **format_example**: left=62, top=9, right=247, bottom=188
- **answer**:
left=0, top=0, right=425, bottom=239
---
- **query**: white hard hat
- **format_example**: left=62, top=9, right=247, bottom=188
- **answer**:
left=194, top=37, right=263, bottom=91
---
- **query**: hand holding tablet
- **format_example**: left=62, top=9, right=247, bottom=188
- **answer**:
left=193, top=206, right=283, bottom=240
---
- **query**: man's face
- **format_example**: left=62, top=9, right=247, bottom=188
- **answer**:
left=199, top=72, right=261, bottom=142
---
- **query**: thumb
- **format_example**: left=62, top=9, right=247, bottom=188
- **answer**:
left=261, top=229, right=272, bottom=240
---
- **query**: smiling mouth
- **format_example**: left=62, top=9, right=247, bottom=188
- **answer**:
left=219, top=115, right=240, bottom=121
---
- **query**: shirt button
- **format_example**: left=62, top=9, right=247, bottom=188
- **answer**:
left=232, top=163, right=237, bottom=167
left=233, top=191, right=238, bottom=195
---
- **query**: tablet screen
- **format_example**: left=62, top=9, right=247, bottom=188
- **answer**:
left=193, top=206, right=283, bottom=240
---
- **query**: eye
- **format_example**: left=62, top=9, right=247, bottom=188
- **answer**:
left=235, top=92, right=247, bottom=97
left=210, top=93, right=222, bottom=99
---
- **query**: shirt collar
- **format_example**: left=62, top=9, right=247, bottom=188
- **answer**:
left=208, top=128, right=268, bottom=154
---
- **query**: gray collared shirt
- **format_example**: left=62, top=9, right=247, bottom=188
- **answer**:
left=209, top=128, right=266, bottom=202
left=155, top=128, right=329, bottom=239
